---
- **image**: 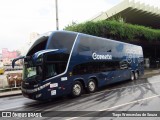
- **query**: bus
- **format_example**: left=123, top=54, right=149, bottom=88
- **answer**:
left=12, top=31, right=144, bottom=100
left=0, top=61, right=5, bottom=75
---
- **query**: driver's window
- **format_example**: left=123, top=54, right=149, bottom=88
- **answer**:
left=46, top=64, right=57, bottom=78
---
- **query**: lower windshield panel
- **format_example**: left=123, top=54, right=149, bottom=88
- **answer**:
left=23, top=65, right=43, bottom=81
left=26, top=67, right=37, bottom=78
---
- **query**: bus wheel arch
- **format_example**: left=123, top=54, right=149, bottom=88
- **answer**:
left=87, top=77, right=98, bottom=93
left=77, top=79, right=85, bottom=90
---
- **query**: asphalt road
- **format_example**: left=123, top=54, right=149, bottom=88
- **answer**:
left=1, top=74, right=160, bottom=120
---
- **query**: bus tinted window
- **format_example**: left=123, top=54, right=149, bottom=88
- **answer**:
left=73, top=61, right=120, bottom=75
left=46, top=53, right=69, bottom=62
left=45, top=53, right=68, bottom=79
left=47, top=32, right=77, bottom=54
left=77, top=35, right=113, bottom=53
left=45, top=62, right=66, bottom=79
left=27, top=36, right=48, bottom=56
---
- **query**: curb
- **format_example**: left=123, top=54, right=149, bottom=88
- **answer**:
left=0, top=90, right=22, bottom=98
left=0, top=93, right=22, bottom=98
left=144, top=69, right=160, bottom=76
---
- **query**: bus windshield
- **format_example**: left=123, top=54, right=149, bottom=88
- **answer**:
left=23, top=60, right=43, bottom=81
left=25, top=67, right=37, bottom=78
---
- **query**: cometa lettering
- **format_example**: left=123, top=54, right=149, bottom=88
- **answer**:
left=92, top=52, right=112, bottom=60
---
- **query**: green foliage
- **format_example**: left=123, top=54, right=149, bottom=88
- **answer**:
left=64, top=20, right=160, bottom=42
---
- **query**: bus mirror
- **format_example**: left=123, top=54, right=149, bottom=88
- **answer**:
left=12, top=56, right=25, bottom=68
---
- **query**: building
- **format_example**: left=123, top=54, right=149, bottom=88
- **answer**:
left=91, top=0, right=160, bottom=29
left=1, top=48, right=18, bottom=65
left=90, top=0, right=160, bottom=68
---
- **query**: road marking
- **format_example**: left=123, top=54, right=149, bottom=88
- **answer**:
left=99, top=94, right=160, bottom=111
left=66, top=94, right=160, bottom=120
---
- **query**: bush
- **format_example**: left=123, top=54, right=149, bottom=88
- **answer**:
left=64, top=20, right=160, bottom=42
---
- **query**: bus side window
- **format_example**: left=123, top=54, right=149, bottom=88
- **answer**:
left=120, top=61, right=128, bottom=69
left=57, top=62, right=67, bottom=73
left=46, top=64, right=57, bottom=78
left=107, top=50, right=112, bottom=52
left=72, top=61, right=121, bottom=76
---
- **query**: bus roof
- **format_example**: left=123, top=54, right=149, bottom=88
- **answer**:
left=27, top=30, right=141, bottom=56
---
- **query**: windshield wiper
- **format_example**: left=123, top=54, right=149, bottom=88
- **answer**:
left=12, top=56, right=25, bottom=68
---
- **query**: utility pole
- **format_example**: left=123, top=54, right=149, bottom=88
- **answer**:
left=55, top=0, right=59, bottom=30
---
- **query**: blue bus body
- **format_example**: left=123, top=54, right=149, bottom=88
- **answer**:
left=16, top=31, right=143, bottom=100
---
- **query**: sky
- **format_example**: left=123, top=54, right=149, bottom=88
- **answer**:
left=0, top=0, right=159, bottom=53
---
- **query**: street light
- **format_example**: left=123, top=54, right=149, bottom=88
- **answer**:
left=55, top=0, right=59, bottom=30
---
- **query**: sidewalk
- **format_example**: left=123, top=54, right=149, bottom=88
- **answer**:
left=0, top=69, right=160, bottom=98
left=142, top=68, right=160, bottom=78
left=0, top=89, right=22, bottom=98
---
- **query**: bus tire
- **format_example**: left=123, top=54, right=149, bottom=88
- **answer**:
left=71, top=81, right=83, bottom=97
left=87, top=79, right=97, bottom=93
left=131, top=72, right=134, bottom=81
left=134, top=71, right=139, bottom=80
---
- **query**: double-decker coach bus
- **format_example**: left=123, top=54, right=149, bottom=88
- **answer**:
left=12, top=31, right=144, bottom=100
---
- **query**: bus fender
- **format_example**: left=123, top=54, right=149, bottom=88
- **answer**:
left=73, top=78, right=86, bottom=88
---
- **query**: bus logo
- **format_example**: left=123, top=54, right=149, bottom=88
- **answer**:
left=92, top=52, right=112, bottom=60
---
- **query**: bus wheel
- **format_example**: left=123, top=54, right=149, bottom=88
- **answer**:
left=131, top=72, right=134, bottom=81
left=87, top=79, right=97, bottom=93
left=134, top=71, right=139, bottom=80
left=71, top=81, right=83, bottom=97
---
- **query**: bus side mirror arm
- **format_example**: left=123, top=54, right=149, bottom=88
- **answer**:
left=12, top=56, right=25, bottom=68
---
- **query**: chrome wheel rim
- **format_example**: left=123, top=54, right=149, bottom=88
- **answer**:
left=89, top=81, right=95, bottom=92
left=73, top=84, right=81, bottom=96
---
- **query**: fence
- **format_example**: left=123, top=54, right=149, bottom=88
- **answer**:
left=4, top=65, right=23, bottom=71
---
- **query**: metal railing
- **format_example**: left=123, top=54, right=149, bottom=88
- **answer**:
left=4, top=65, right=23, bottom=71
left=0, top=72, right=22, bottom=92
